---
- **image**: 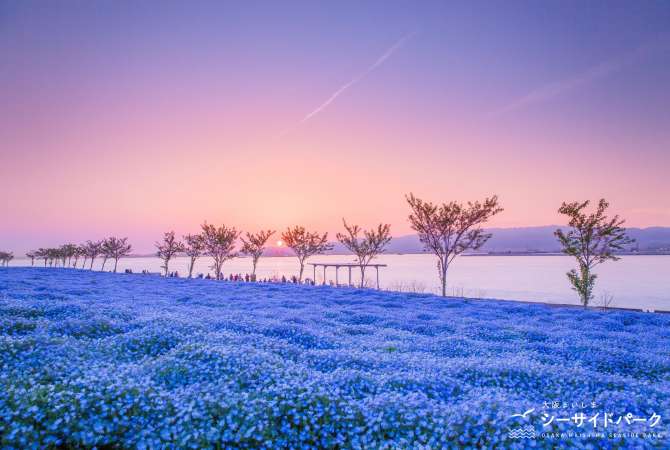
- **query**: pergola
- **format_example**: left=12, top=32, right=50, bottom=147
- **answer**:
left=308, top=262, right=387, bottom=289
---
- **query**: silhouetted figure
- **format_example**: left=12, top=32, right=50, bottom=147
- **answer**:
left=281, top=275, right=287, bottom=283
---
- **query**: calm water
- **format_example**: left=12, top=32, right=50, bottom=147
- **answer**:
left=12, top=254, right=670, bottom=311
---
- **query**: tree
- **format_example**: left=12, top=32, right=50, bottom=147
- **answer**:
left=281, top=226, right=333, bottom=282
left=555, top=199, right=634, bottom=307
left=406, top=193, right=503, bottom=297
left=336, top=220, right=392, bottom=287
left=61, top=243, right=78, bottom=267
left=80, top=245, right=88, bottom=269
left=36, top=248, right=49, bottom=267
left=200, top=223, right=239, bottom=280
left=156, top=231, right=184, bottom=276
left=26, top=251, right=36, bottom=266
left=58, top=245, right=69, bottom=266
left=102, top=237, right=132, bottom=273
left=47, top=248, right=59, bottom=267
left=240, top=230, right=275, bottom=277
left=0, top=251, right=13, bottom=266
left=101, top=251, right=108, bottom=271
left=183, top=233, right=205, bottom=278
left=72, top=246, right=84, bottom=268
left=85, top=240, right=103, bottom=270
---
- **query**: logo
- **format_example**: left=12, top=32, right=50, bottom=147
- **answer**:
left=508, top=425, right=536, bottom=439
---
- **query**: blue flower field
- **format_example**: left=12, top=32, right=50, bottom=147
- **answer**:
left=1, top=268, right=668, bottom=448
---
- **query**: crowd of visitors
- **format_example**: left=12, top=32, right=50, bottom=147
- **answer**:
left=128, top=268, right=317, bottom=285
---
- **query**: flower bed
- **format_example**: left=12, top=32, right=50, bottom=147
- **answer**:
left=1, top=268, right=668, bottom=448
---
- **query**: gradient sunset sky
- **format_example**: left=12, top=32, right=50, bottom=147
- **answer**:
left=2, top=1, right=669, bottom=253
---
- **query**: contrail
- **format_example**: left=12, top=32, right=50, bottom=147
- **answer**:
left=490, top=34, right=670, bottom=117
left=300, top=31, right=416, bottom=123
left=277, top=32, right=416, bottom=137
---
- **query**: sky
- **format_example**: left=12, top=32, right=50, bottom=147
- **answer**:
left=1, top=0, right=670, bottom=253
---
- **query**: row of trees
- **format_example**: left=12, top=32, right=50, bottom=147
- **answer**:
left=404, top=194, right=632, bottom=307
left=25, top=238, right=132, bottom=272
left=155, top=222, right=392, bottom=287
left=11, top=194, right=630, bottom=308
left=149, top=193, right=502, bottom=295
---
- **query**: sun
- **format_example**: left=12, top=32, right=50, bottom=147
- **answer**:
left=276, top=240, right=283, bottom=247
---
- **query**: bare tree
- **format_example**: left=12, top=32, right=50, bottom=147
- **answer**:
left=406, top=193, right=503, bottom=297
left=599, top=291, right=615, bottom=311
left=156, top=231, right=184, bottom=276
left=240, top=229, right=275, bottom=277
left=72, top=246, right=84, bottom=268
left=555, top=199, right=634, bottom=307
left=281, top=226, right=333, bottom=282
left=85, top=240, right=103, bottom=270
left=102, top=237, right=132, bottom=273
left=200, top=223, right=239, bottom=280
left=80, top=244, right=88, bottom=269
left=57, top=245, right=68, bottom=266
left=101, top=251, right=109, bottom=271
left=0, top=251, right=13, bottom=266
left=26, top=251, right=36, bottom=266
left=47, top=248, right=59, bottom=267
left=36, top=248, right=49, bottom=267
left=63, top=243, right=78, bottom=267
left=336, top=220, right=391, bottom=287
left=183, top=233, right=205, bottom=278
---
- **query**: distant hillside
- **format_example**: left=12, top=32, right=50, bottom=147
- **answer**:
left=327, top=226, right=670, bottom=255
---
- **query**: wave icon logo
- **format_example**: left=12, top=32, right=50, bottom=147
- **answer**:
left=507, top=425, right=536, bottom=439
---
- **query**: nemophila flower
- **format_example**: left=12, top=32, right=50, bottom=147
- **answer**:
left=0, top=267, right=668, bottom=448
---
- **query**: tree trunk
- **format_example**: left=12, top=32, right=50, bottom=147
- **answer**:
left=214, top=259, right=221, bottom=280
left=90, top=258, right=95, bottom=270
left=359, top=265, right=366, bottom=288
left=252, top=258, right=258, bottom=277
left=298, top=260, right=304, bottom=282
left=163, top=259, right=169, bottom=276
left=101, top=258, right=107, bottom=271
left=188, top=257, right=195, bottom=278
left=440, top=261, right=448, bottom=297
left=113, top=258, right=118, bottom=273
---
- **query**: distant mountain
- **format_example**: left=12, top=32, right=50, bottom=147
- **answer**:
left=328, top=226, right=670, bottom=254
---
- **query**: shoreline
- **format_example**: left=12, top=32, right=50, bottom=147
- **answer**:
left=23, top=251, right=666, bottom=259
left=3, top=266, right=669, bottom=314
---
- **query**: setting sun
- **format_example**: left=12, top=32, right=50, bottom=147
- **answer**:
left=276, top=240, right=283, bottom=247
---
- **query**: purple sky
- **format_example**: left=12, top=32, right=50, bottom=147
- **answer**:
left=1, top=1, right=669, bottom=253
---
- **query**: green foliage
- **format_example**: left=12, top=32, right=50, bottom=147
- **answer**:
left=555, top=199, right=634, bottom=307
